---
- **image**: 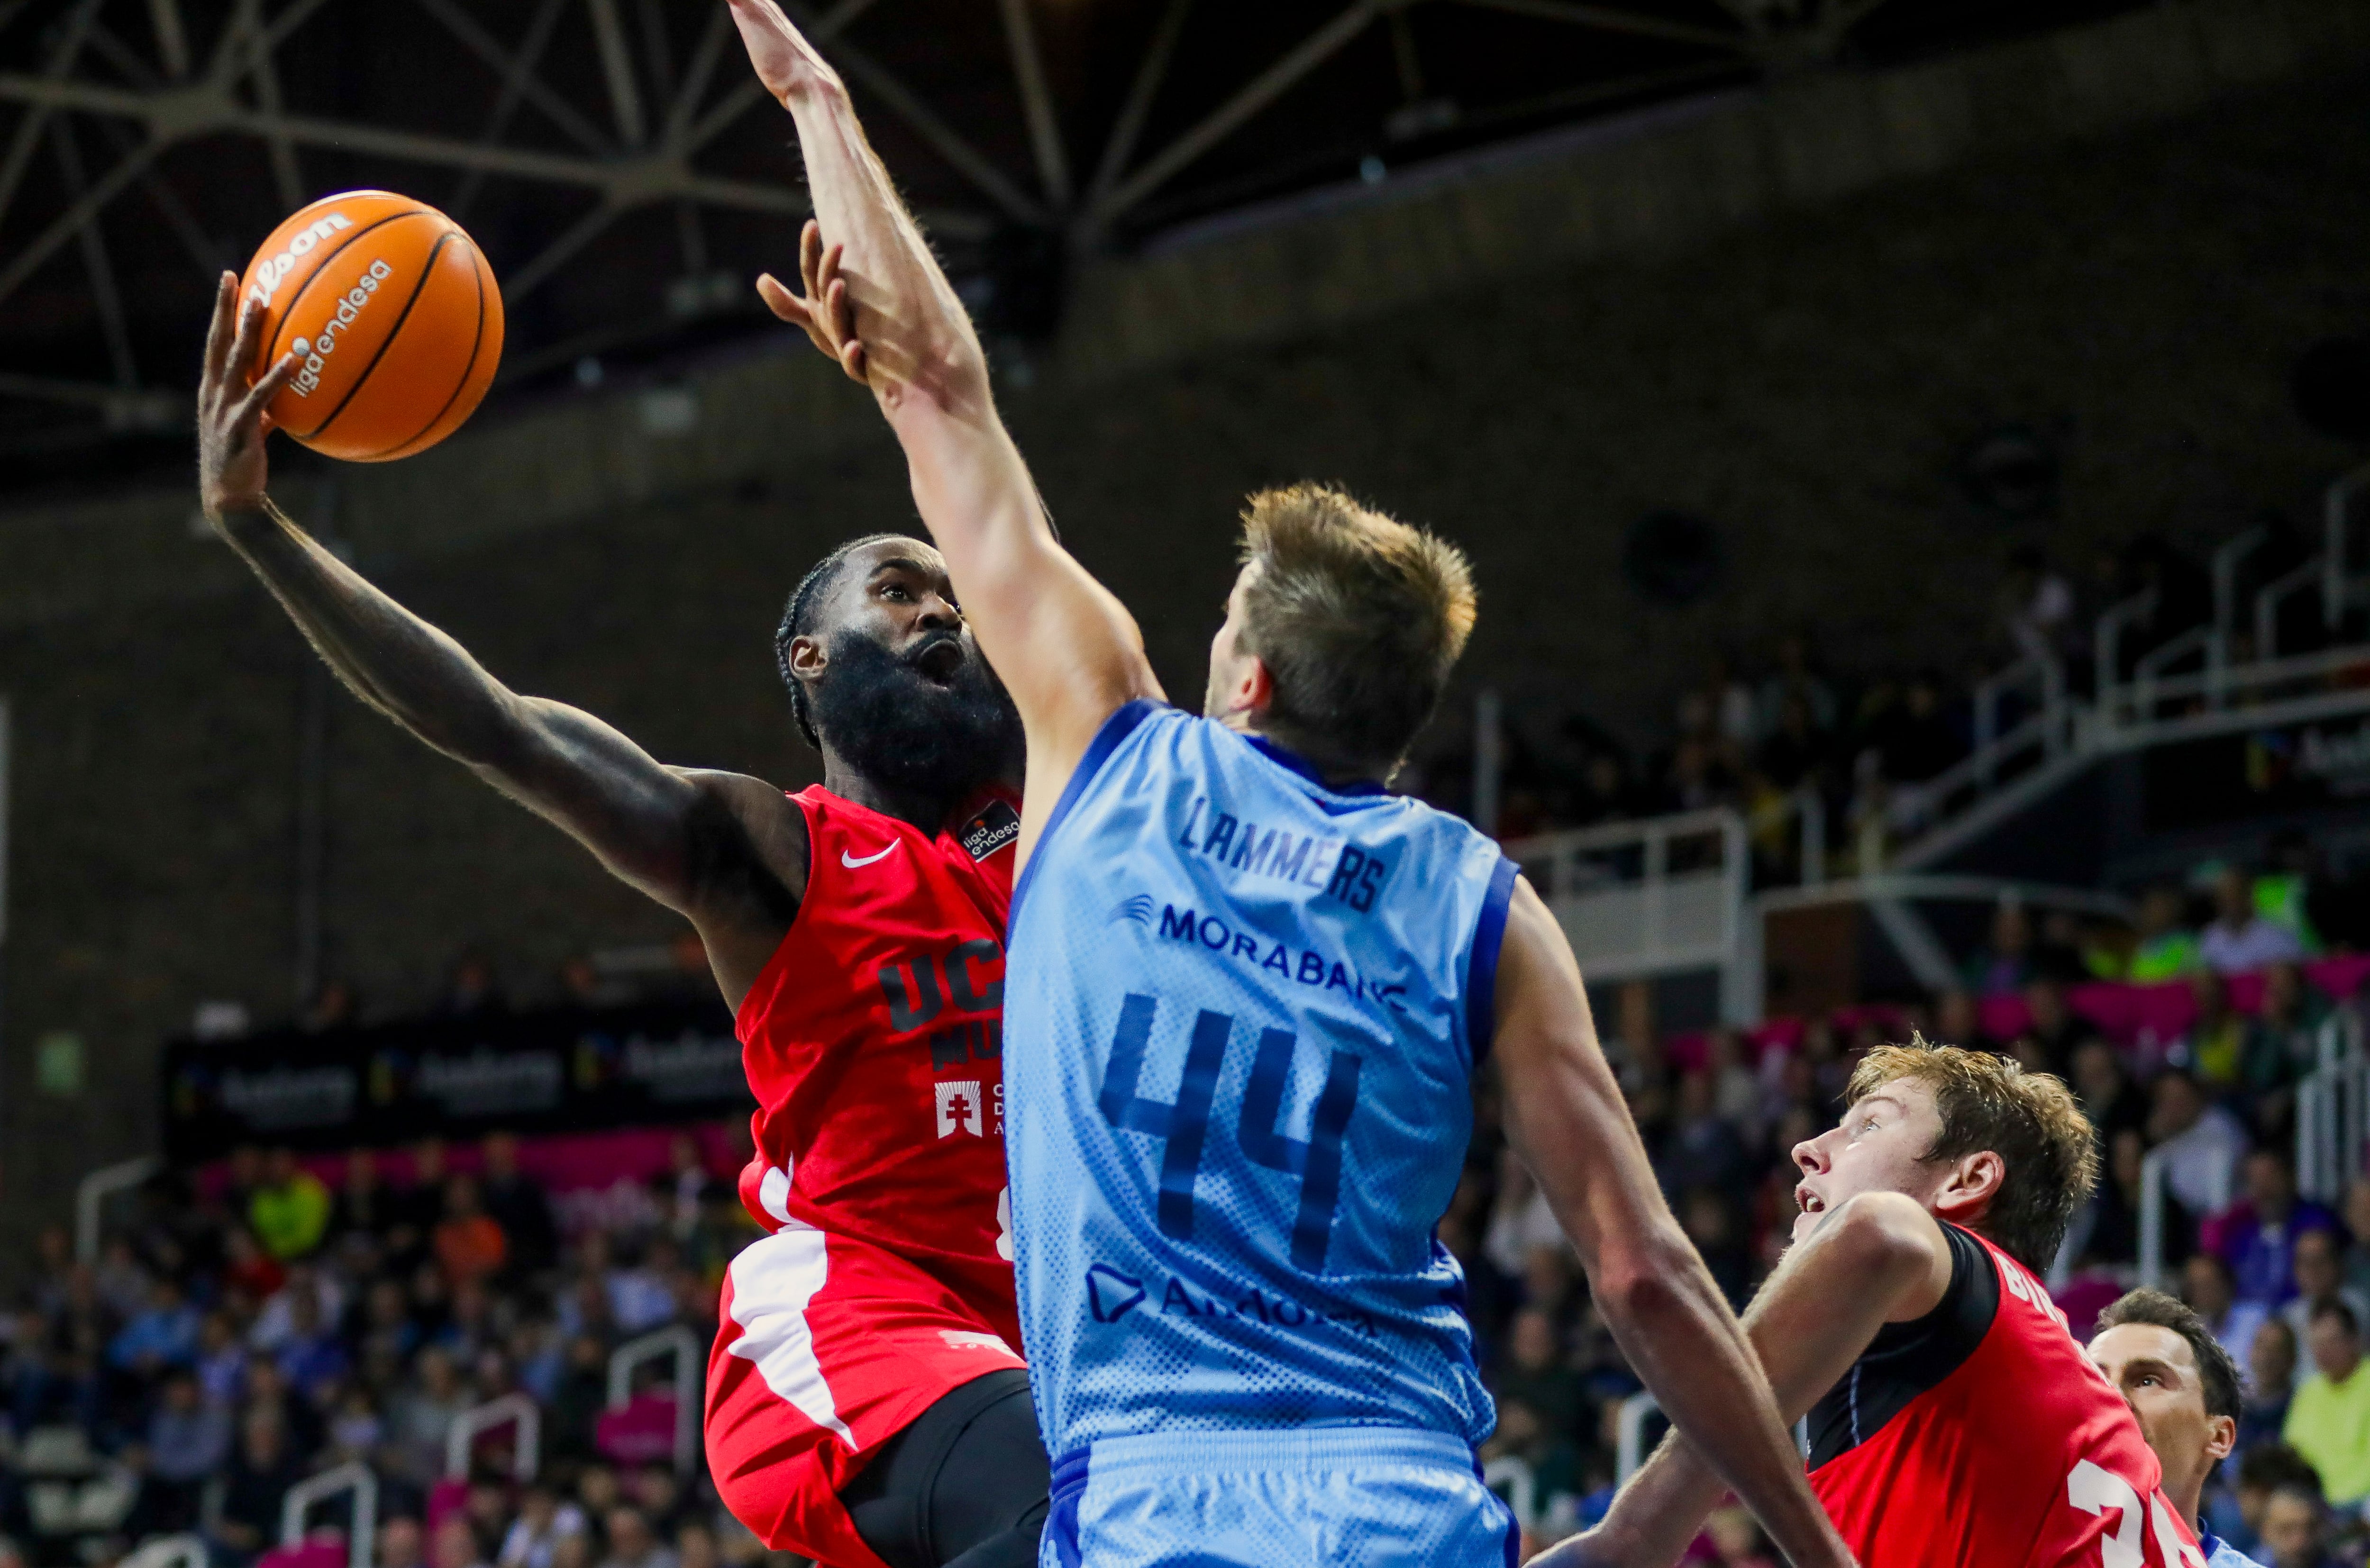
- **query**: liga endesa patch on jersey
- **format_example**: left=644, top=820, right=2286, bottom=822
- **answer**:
left=959, top=798, right=1021, bottom=862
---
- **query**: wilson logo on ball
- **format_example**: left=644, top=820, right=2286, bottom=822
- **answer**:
left=238, top=189, right=504, bottom=462
left=243, top=211, right=355, bottom=309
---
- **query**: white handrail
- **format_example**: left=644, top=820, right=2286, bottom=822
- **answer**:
left=607, top=1324, right=701, bottom=1474
left=280, top=1460, right=376, bottom=1568
left=2132, top=625, right=2222, bottom=720
left=1480, top=1455, right=1537, bottom=1534
left=1615, top=1392, right=1660, bottom=1485
left=446, top=1392, right=540, bottom=1481
left=2256, top=558, right=2323, bottom=662
left=2095, top=589, right=2159, bottom=701
left=122, top=1536, right=207, bottom=1568
left=2214, top=524, right=2270, bottom=639
left=2324, top=464, right=2370, bottom=629
left=77, top=1157, right=159, bottom=1264
left=2138, top=1150, right=2168, bottom=1291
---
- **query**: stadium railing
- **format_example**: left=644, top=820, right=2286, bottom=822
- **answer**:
left=606, top=1323, right=702, bottom=1475
left=279, top=1461, right=377, bottom=1568
left=446, top=1391, right=541, bottom=1481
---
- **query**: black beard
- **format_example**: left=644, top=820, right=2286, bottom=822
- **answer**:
left=807, top=627, right=1021, bottom=804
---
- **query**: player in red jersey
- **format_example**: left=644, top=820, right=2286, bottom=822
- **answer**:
left=196, top=275, right=1045, bottom=1568
left=1543, top=1038, right=2205, bottom=1568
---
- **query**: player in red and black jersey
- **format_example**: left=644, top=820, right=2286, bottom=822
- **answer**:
left=197, top=275, right=1045, bottom=1568
left=1544, top=1038, right=2204, bottom=1568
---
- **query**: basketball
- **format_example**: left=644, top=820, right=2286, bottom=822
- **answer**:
left=237, top=190, right=503, bottom=462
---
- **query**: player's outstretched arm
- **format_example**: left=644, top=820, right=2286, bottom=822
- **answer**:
left=1547, top=1190, right=1952, bottom=1568
left=196, top=274, right=803, bottom=988
left=729, top=0, right=1158, bottom=852
left=1488, top=878, right=1856, bottom=1568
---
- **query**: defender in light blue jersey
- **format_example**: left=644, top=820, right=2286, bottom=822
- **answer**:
left=736, top=9, right=1857, bottom=1564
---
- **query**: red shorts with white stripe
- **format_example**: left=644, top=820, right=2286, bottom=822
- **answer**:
left=705, top=1222, right=1029, bottom=1568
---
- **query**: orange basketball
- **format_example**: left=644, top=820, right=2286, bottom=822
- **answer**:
left=238, top=190, right=503, bottom=462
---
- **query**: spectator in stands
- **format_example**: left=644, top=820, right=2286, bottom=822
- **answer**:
left=387, top=1344, right=470, bottom=1485
left=481, top=1133, right=559, bottom=1275
left=599, top=1508, right=676, bottom=1568
left=2256, top=830, right=2326, bottom=957
left=250, top=1148, right=332, bottom=1262
left=143, top=1371, right=228, bottom=1527
left=435, top=1176, right=510, bottom=1287
left=2281, top=1231, right=2370, bottom=1350
left=212, top=1407, right=303, bottom=1560
left=443, top=948, right=509, bottom=1017
left=1656, top=1070, right=1749, bottom=1197
left=2282, top=1297, right=2370, bottom=1510
left=2017, top=977, right=2097, bottom=1075
left=2241, top=1318, right=2300, bottom=1460
left=334, top=1148, right=396, bottom=1242
left=1961, top=901, right=2035, bottom=998
left=2131, top=884, right=2204, bottom=982
left=434, top=1516, right=495, bottom=1568
left=2070, top=1040, right=2147, bottom=1142
left=107, top=1273, right=199, bottom=1379
left=390, top=1140, right=450, bottom=1269
left=2343, top=1180, right=2370, bottom=1298
left=301, top=977, right=362, bottom=1033
left=273, top=1276, right=350, bottom=1407
left=2227, top=1447, right=2322, bottom=1561
left=2186, top=1253, right=2269, bottom=1368
left=376, top=1516, right=428, bottom=1568
left=2203, top=865, right=2306, bottom=976
left=2257, top=1483, right=2342, bottom=1568
left=2217, top=1150, right=2340, bottom=1309
left=2151, top=1071, right=2250, bottom=1218
left=499, top=1484, right=588, bottom=1568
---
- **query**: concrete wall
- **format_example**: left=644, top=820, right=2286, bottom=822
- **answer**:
left=4, top=0, right=2369, bottom=1249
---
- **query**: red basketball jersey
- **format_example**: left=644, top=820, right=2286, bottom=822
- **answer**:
left=731, top=784, right=1021, bottom=1341
left=706, top=786, right=1028, bottom=1568
left=1808, top=1223, right=2204, bottom=1568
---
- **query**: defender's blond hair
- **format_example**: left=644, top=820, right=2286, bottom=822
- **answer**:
left=1846, top=1035, right=2099, bottom=1272
left=1236, top=483, right=1477, bottom=776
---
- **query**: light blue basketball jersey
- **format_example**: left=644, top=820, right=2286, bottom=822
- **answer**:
left=1004, top=701, right=1516, bottom=1461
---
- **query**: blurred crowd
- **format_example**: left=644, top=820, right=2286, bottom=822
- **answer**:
left=0, top=1131, right=775, bottom=1568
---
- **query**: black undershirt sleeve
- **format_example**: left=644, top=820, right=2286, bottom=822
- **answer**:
left=1806, top=1221, right=2000, bottom=1470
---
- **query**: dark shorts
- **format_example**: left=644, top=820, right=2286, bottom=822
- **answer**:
left=840, top=1368, right=1050, bottom=1568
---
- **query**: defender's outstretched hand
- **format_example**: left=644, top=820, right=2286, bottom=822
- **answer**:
left=197, top=271, right=299, bottom=523
left=726, top=0, right=844, bottom=103
left=759, top=218, right=866, bottom=383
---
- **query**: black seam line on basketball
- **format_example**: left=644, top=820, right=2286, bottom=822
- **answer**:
left=264, top=209, right=427, bottom=372
left=303, top=228, right=457, bottom=443
left=362, top=239, right=485, bottom=460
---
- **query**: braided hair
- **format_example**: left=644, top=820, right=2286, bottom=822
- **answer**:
left=775, top=533, right=912, bottom=749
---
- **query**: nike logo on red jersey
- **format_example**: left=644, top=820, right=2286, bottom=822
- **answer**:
left=841, top=844, right=897, bottom=869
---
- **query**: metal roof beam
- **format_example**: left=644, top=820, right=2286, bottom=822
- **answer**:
left=1448, top=0, right=1754, bottom=53
left=1082, top=0, right=1191, bottom=218
left=447, top=0, right=574, bottom=218
left=583, top=0, right=649, bottom=146
left=999, top=0, right=1072, bottom=211
left=146, top=0, right=190, bottom=77
left=228, top=0, right=303, bottom=206
left=50, top=117, right=136, bottom=386
left=0, top=0, right=100, bottom=235
left=0, top=136, right=160, bottom=310
left=411, top=0, right=615, bottom=158
left=1095, top=0, right=1378, bottom=225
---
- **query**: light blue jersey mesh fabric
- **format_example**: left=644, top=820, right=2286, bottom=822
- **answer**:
left=1040, top=1430, right=1520, bottom=1568
left=1005, top=702, right=1516, bottom=1462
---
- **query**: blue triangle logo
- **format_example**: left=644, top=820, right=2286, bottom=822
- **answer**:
left=1086, top=1263, right=1146, bottom=1323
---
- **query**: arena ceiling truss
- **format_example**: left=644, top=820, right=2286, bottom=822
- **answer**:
left=0, top=0, right=2143, bottom=482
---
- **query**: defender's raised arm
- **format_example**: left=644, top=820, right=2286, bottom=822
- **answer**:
left=1492, top=882, right=1860, bottom=1568
left=727, top=0, right=1156, bottom=852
